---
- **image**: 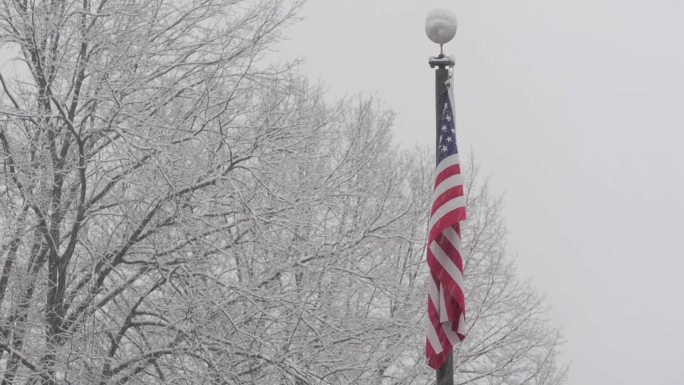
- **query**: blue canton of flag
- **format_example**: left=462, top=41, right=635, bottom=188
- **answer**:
left=437, top=93, right=458, bottom=164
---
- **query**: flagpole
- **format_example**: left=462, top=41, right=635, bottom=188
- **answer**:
left=428, top=52, right=456, bottom=385
left=426, top=10, right=458, bottom=385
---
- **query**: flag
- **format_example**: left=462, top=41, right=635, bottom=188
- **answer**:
left=425, top=88, right=467, bottom=369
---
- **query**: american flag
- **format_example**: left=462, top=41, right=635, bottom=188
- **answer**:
left=425, top=89, right=467, bottom=369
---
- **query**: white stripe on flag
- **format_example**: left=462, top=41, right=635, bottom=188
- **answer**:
left=429, top=240, right=465, bottom=289
left=444, top=322, right=460, bottom=346
left=439, top=284, right=448, bottom=323
left=435, top=154, right=460, bottom=177
left=428, top=276, right=440, bottom=309
left=431, top=173, right=465, bottom=204
left=429, top=196, right=466, bottom=230
left=426, top=317, right=443, bottom=354
left=442, top=226, right=462, bottom=255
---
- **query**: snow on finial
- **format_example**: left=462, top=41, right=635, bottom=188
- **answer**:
left=425, top=9, right=457, bottom=46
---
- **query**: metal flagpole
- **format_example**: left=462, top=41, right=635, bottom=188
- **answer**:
left=428, top=52, right=455, bottom=385
left=426, top=10, right=458, bottom=385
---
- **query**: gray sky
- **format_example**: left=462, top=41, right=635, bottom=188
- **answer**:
left=277, top=1, right=684, bottom=384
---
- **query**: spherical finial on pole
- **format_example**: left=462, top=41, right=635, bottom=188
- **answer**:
left=425, top=9, right=457, bottom=53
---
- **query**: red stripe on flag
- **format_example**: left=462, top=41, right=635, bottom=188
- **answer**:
left=426, top=256, right=465, bottom=316
left=430, top=186, right=465, bottom=216
left=434, top=164, right=462, bottom=187
left=428, top=210, right=466, bottom=242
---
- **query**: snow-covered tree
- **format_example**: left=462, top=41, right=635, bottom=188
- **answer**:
left=0, top=0, right=308, bottom=383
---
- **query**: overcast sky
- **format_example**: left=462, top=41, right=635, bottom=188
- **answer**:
left=277, top=1, right=684, bottom=384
